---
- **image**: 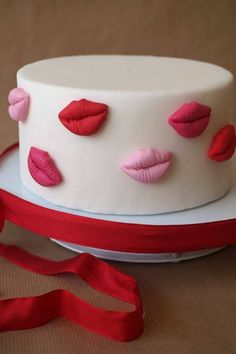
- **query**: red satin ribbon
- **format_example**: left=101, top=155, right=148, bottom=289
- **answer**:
left=2, top=188, right=236, bottom=253
left=0, top=210, right=143, bottom=341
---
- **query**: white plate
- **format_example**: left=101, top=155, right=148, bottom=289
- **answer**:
left=51, top=239, right=225, bottom=263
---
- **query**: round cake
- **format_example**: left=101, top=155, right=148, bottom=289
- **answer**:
left=8, top=55, right=236, bottom=215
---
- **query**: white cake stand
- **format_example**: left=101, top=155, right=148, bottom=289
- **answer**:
left=1, top=144, right=236, bottom=263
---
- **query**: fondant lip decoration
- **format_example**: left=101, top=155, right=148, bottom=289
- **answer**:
left=28, top=147, right=62, bottom=187
left=208, top=124, right=236, bottom=162
left=168, top=102, right=211, bottom=138
left=8, top=87, right=29, bottom=122
left=120, top=148, right=173, bottom=183
left=58, top=99, right=108, bottom=136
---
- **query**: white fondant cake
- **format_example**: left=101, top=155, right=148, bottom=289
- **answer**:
left=12, top=55, right=235, bottom=215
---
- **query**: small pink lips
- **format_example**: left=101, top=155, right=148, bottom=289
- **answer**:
left=168, top=101, right=211, bottom=138
left=58, top=98, right=108, bottom=136
left=28, top=147, right=62, bottom=187
left=120, top=148, right=173, bottom=183
left=208, top=124, right=236, bottom=162
left=8, top=87, right=30, bottom=122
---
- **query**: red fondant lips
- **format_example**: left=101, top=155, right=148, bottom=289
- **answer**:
left=28, top=147, right=62, bottom=186
left=168, top=102, right=211, bottom=138
left=208, top=124, right=236, bottom=162
left=58, top=99, right=108, bottom=136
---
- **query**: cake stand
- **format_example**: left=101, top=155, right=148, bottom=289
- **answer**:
left=1, top=143, right=236, bottom=263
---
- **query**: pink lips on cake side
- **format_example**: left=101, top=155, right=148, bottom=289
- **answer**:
left=120, top=148, right=173, bottom=183
left=58, top=98, right=108, bottom=136
left=168, top=102, right=211, bottom=138
left=28, top=147, right=62, bottom=187
left=8, top=87, right=30, bottom=122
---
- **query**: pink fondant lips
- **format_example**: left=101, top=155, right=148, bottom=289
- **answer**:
left=28, top=147, right=62, bottom=187
left=168, top=102, right=211, bottom=138
left=8, top=87, right=29, bottom=122
left=58, top=99, right=108, bottom=136
left=120, top=148, right=173, bottom=183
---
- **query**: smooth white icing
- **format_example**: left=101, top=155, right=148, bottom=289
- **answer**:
left=17, top=56, right=235, bottom=215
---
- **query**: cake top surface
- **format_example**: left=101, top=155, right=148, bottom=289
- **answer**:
left=17, top=55, right=233, bottom=93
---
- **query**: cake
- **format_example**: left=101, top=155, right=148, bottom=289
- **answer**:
left=8, top=55, right=236, bottom=215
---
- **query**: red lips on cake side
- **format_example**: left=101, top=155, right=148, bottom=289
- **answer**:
left=28, top=147, right=62, bottom=187
left=168, top=102, right=211, bottom=138
left=58, top=99, right=108, bottom=136
left=208, top=124, right=236, bottom=162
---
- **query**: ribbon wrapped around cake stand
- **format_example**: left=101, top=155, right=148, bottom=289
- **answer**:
left=0, top=143, right=236, bottom=341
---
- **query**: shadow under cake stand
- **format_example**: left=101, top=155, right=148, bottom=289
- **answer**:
left=0, top=144, right=235, bottom=263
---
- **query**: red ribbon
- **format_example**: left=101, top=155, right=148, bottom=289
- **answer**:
left=0, top=209, right=143, bottom=341
left=1, top=188, right=236, bottom=253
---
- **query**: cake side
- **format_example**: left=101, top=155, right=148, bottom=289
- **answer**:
left=12, top=56, right=236, bottom=215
